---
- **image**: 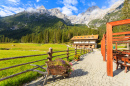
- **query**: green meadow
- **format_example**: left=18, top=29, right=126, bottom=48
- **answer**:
left=0, top=43, right=76, bottom=86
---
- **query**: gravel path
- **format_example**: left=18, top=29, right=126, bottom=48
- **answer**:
left=25, top=49, right=130, bottom=86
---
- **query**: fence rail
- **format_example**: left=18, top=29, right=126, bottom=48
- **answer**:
left=0, top=47, right=92, bottom=82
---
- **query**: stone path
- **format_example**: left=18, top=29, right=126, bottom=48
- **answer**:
left=25, top=49, right=130, bottom=86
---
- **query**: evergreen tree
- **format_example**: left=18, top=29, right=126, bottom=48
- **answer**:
left=121, top=0, right=130, bottom=19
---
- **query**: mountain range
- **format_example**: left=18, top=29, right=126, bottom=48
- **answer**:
left=0, top=0, right=124, bottom=30
left=0, top=0, right=125, bottom=42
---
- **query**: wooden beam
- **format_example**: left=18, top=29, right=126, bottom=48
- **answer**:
left=113, top=35, right=130, bottom=39
left=113, top=38, right=130, bottom=41
left=108, top=19, right=130, bottom=26
left=113, top=31, right=130, bottom=36
left=106, top=23, right=113, bottom=77
left=113, top=41, right=130, bottom=44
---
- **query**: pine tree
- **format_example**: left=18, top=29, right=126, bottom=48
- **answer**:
left=121, top=0, right=130, bottom=19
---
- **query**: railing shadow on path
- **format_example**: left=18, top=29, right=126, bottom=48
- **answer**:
left=113, top=67, right=125, bottom=76
left=71, top=54, right=87, bottom=66
left=44, top=69, right=88, bottom=84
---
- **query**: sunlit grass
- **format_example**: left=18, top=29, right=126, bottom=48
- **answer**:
left=0, top=43, right=76, bottom=86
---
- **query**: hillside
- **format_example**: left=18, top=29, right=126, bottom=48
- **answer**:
left=88, top=9, right=122, bottom=28
left=0, top=12, right=70, bottom=39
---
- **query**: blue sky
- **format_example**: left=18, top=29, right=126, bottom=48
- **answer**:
left=0, top=0, right=123, bottom=17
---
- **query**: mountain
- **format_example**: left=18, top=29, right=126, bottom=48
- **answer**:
left=0, top=0, right=125, bottom=40
left=68, top=0, right=124, bottom=27
left=0, top=0, right=124, bottom=31
left=81, top=6, right=100, bottom=15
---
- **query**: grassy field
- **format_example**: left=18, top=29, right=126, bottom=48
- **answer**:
left=0, top=43, right=77, bottom=86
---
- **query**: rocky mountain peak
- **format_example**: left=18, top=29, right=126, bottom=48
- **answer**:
left=37, top=5, right=46, bottom=10
left=81, top=6, right=100, bottom=15
left=86, top=6, right=100, bottom=12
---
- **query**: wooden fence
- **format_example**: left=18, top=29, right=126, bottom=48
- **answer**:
left=0, top=47, right=92, bottom=82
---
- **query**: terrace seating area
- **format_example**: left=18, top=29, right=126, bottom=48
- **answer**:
left=101, top=19, right=130, bottom=77
left=113, top=50, right=130, bottom=73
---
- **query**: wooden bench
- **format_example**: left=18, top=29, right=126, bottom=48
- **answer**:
left=113, top=50, right=130, bottom=73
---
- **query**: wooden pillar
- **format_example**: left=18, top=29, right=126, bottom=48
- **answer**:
left=80, top=48, right=82, bottom=55
left=83, top=46, right=85, bottom=54
left=103, top=35, right=106, bottom=61
left=48, top=47, right=53, bottom=61
left=116, top=42, right=117, bottom=51
left=106, top=23, right=113, bottom=77
left=101, top=40, right=103, bottom=56
left=75, top=46, right=77, bottom=55
left=67, top=47, right=69, bottom=60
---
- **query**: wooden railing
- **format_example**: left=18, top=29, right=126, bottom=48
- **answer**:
left=0, top=47, right=92, bottom=82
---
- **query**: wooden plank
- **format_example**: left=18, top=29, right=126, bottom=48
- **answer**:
left=106, top=23, right=113, bottom=77
left=0, top=59, right=47, bottom=71
left=53, top=50, right=67, bottom=53
left=113, top=31, right=130, bottom=36
left=108, top=19, right=130, bottom=26
left=0, top=54, right=48, bottom=61
left=0, top=65, right=45, bottom=81
left=113, top=38, right=130, bottom=41
left=113, top=42, right=130, bottom=44
left=53, top=53, right=67, bottom=57
left=113, top=35, right=130, bottom=38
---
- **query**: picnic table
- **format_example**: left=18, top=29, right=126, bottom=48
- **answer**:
left=113, top=50, right=130, bottom=73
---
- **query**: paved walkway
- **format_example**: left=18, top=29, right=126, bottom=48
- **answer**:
left=25, top=49, right=130, bottom=86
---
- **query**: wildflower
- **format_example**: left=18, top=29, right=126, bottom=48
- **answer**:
left=73, top=68, right=74, bottom=71
left=69, top=62, right=73, bottom=66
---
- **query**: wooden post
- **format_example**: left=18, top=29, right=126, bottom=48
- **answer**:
left=116, top=42, right=117, bottom=51
left=75, top=46, right=77, bottom=55
left=80, top=48, right=82, bottom=55
left=103, top=34, right=106, bottom=61
left=67, top=47, right=69, bottom=60
left=106, top=23, right=113, bottom=77
left=48, top=47, right=53, bottom=61
left=83, top=46, right=85, bottom=54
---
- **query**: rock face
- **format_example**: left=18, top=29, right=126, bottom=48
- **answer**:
left=67, top=0, right=124, bottom=25
left=81, top=6, right=100, bottom=15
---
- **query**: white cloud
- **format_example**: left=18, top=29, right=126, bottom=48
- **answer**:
left=80, top=0, right=86, bottom=5
left=8, top=0, right=20, bottom=3
left=0, top=10, right=14, bottom=17
left=36, top=0, right=40, bottom=2
left=62, top=0, right=78, bottom=5
left=88, top=2, right=96, bottom=6
left=57, top=0, right=78, bottom=16
left=26, top=7, right=38, bottom=13
left=0, top=5, right=25, bottom=17
left=62, top=7, right=73, bottom=15
left=102, top=6, right=107, bottom=9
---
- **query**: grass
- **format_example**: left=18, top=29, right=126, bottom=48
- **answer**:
left=0, top=43, right=77, bottom=86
